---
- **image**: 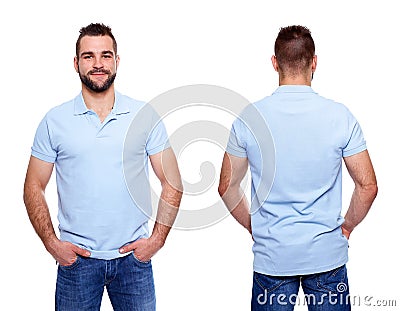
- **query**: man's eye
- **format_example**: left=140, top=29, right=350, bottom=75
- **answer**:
left=103, top=55, right=112, bottom=58
left=83, top=55, right=93, bottom=59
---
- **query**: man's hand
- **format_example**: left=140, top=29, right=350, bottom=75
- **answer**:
left=119, top=237, right=164, bottom=262
left=46, top=238, right=91, bottom=266
left=341, top=225, right=351, bottom=240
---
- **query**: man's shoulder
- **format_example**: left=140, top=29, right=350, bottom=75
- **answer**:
left=314, top=94, right=353, bottom=115
left=116, top=91, right=157, bottom=118
left=117, top=92, right=163, bottom=120
left=44, top=96, right=77, bottom=119
left=116, top=92, right=146, bottom=108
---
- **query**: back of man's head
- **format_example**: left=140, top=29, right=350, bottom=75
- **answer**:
left=274, top=25, right=315, bottom=77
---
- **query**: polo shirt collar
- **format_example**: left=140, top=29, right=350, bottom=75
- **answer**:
left=73, top=91, right=130, bottom=115
left=273, top=85, right=316, bottom=94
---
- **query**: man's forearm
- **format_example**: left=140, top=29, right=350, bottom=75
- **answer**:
left=343, top=183, right=378, bottom=233
left=221, top=187, right=251, bottom=233
left=150, top=183, right=182, bottom=244
left=218, top=153, right=251, bottom=233
left=23, top=183, right=58, bottom=249
left=119, top=183, right=182, bottom=259
left=342, top=150, right=378, bottom=235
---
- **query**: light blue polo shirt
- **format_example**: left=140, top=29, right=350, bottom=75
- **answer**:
left=31, top=91, right=170, bottom=259
left=227, top=85, right=367, bottom=276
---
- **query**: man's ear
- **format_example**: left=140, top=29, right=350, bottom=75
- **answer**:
left=312, top=55, right=317, bottom=73
left=271, top=55, right=279, bottom=72
left=74, top=56, right=79, bottom=73
left=115, top=55, right=120, bottom=70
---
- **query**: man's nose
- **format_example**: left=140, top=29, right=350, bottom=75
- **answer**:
left=93, top=56, right=104, bottom=69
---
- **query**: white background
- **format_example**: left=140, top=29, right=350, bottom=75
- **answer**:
left=1, top=0, right=399, bottom=310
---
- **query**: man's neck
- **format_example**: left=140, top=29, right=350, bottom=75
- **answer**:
left=81, top=85, right=115, bottom=122
left=279, top=76, right=311, bottom=86
left=82, top=85, right=115, bottom=110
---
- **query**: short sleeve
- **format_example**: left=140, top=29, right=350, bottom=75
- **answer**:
left=31, top=115, right=57, bottom=163
left=342, top=111, right=367, bottom=157
left=226, top=118, right=247, bottom=158
left=146, top=116, right=170, bottom=156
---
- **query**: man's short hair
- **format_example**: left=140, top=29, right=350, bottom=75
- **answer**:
left=76, top=23, right=117, bottom=58
left=274, top=25, right=315, bottom=76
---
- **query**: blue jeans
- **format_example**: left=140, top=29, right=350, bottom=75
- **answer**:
left=56, top=253, right=155, bottom=311
left=252, top=265, right=351, bottom=311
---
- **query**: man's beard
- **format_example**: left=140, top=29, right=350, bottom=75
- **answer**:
left=79, top=69, right=116, bottom=93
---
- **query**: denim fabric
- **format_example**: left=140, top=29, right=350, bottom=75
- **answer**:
left=56, top=253, right=155, bottom=311
left=252, top=265, right=351, bottom=311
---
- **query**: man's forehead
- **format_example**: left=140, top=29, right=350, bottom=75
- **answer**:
left=79, top=36, right=115, bottom=53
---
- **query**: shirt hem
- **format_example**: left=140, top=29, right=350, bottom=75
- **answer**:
left=253, top=258, right=348, bottom=276
left=226, top=147, right=247, bottom=158
left=31, top=150, right=56, bottom=163
left=87, top=250, right=132, bottom=260
left=147, top=141, right=171, bottom=155
left=343, top=144, right=367, bottom=157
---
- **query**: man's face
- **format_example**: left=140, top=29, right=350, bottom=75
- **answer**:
left=74, top=35, right=119, bottom=93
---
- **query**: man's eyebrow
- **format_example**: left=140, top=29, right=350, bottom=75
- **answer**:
left=80, top=50, right=115, bottom=57
left=80, top=51, right=93, bottom=56
left=102, top=50, right=114, bottom=55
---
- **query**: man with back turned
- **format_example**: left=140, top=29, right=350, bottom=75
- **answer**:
left=219, top=25, right=378, bottom=310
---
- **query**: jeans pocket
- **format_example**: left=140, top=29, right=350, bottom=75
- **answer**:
left=317, top=265, right=349, bottom=294
left=252, top=272, right=300, bottom=309
left=132, top=252, right=151, bottom=266
left=59, top=255, right=81, bottom=270
left=254, top=272, right=287, bottom=293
